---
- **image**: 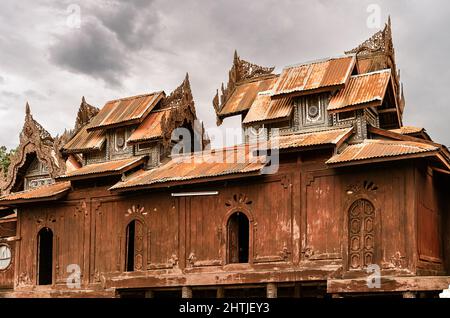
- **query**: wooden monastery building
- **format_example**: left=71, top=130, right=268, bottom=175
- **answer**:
left=0, top=19, right=449, bottom=298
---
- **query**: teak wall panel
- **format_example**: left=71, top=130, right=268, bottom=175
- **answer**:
left=55, top=202, right=85, bottom=285
left=416, top=166, right=442, bottom=263
left=251, top=177, right=292, bottom=263
left=91, top=199, right=120, bottom=282
left=303, top=172, right=341, bottom=260
left=188, top=195, right=223, bottom=266
left=139, top=194, right=179, bottom=269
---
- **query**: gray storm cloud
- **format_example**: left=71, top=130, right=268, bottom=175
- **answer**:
left=0, top=0, right=449, bottom=150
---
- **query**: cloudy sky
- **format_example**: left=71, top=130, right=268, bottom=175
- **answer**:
left=0, top=0, right=449, bottom=149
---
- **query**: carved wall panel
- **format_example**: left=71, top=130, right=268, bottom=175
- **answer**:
left=348, top=199, right=376, bottom=270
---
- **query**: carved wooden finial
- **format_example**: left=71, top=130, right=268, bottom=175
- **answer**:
left=212, top=51, right=274, bottom=125
left=74, top=97, right=99, bottom=133
left=25, top=102, right=31, bottom=116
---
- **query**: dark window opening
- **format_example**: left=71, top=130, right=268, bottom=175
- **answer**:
left=37, top=227, right=53, bottom=285
left=227, top=212, right=249, bottom=264
left=126, top=220, right=136, bottom=272
left=338, top=111, right=356, bottom=121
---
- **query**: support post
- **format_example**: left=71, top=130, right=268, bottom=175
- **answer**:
left=182, top=286, right=193, bottom=298
left=267, top=283, right=277, bottom=298
left=403, top=291, right=416, bottom=298
left=145, top=290, right=154, bottom=298
left=217, top=287, right=225, bottom=298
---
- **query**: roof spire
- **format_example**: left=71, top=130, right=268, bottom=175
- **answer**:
left=233, top=50, right=239, bottom=63
left=25, top=101, right=31, bottom=116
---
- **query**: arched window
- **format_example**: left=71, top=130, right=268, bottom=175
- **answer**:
left=348, top=199, right=375, bottom=270
left=37, top=227, right=53, bottom=285
left=125, top=220, right=144, bottom=271
left=227, top=212, right=249, bottom=264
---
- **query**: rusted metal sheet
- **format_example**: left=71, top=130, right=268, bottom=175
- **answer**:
left=271, top=55, right=355, bottom=97
left=59, top=156, right=147, bottom=180
left=242, top=93, right=293, bottom=124
left=127, top=109, right=170, bottom=143
left=390, top=126, right=424, bottom=135
left=110, top=146, right=266, bottom=190
left=88, top=92, right=164, bottom=131
left=273, top=127, right=353, bottom=149
left=0, top=181, right=71, bottom=203
left=218, top=76, right=278, bottom=117
left=63, top=125, right=105, bottom=153
left=328, top=69, right=391, bottom=112
left=326, top=139, right=438, bottom=165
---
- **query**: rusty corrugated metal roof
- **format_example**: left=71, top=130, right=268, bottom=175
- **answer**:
left=58, top=156, right=147, bottom=180
left=0, top=182, right=71, bottom=204
left=88, top=92, right=164, bottom=131
left=326, top=139, right=438, bottom=165
left=328, top=69, right=391, bottom=112
left=272, top=127, right=353, bottom=149
left=242, top=92, right=293, bottom=124
left=219, top=76, right=278, bottom=117
left=389, top=126, right=424, bottom=135
left=110, top=145, right=266, bottom=190
left=127, top=109, right=170, bottom=143
left=63, top=124, right=105, bottom=153
left=271, top=55, right=355, bottom=97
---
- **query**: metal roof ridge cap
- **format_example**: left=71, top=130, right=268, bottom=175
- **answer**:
left=283, top=53, right=355, bottom=70
left=105, top=90, right=164, bottom=104
left=364, top=138, right=438, bottom=150
left=349, top=68, right=391, bottom=78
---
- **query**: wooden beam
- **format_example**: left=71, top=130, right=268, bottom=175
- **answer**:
left=377, top=108, right=397, bottom=114
left=327, top=276, right=450, bottom=294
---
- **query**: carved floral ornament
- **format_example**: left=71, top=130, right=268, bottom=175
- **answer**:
left=213, top=51, right=275, bottom=125
left=160, top=73, right=198, bottom=149
left=125, top=204, right=148, bottom=217
left=225, top=193, right=253, bottom=209
left=1, top=103, right=67, bottom=194
left=345, top=180, right=378, bottom=196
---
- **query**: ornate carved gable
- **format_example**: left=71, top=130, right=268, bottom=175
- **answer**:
left=213, top=50, right=275, bottom=125
left=160, top=73, right=200, bottom=149
left=346, top=17, right=394, bottom=59
left=1, top=103, right=66, bottom=194
left=346, top=17, right=404, bottom=115
left=74, top=97, right=99, bottom=133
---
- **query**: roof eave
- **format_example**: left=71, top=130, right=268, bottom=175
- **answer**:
left=110, top=170, right=263, bottom=193
left=271, top=84, right=344, bottom=100
left=0, top=189, right=71, bottom=206
left=57, top=157, right=148, bottom=181
left=326, top=151, right=439, bottom=168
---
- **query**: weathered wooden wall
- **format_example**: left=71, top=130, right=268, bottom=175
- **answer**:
left=10, top=154, right=449, bottom=294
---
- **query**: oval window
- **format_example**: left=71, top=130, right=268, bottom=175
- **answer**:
left=0, top=244, right=12, bottom=270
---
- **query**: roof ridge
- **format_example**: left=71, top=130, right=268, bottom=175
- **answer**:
left=350, top=68, right=391, bottom=78
left=283, top=53, right=355, bottom=70
left=106, top=91, right=164, bottom=104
